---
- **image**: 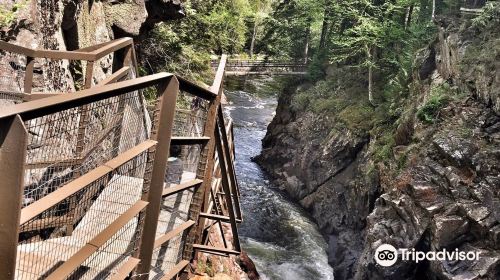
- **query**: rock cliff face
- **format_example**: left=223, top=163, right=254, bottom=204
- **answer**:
left=0, top=0, right=185, bottom=92
left=256, top=17, right=499, bottom=280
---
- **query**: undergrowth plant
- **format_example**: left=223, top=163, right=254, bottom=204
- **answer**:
left=0, top=0, right=27, bottom=28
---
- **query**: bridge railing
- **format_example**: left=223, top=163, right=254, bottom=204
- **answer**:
left=460, top=0, right=488, bottom=14
left=212, top=59, right=308, bottom=75
left=462, top=0, right=487, bottom=9
left=0, top=73, right=176, bottom=279
left=212, top=59, right=306, bottom=68
left=0, top=37, right=138, bottom=101
left=0, top=53, right=242, bottom=279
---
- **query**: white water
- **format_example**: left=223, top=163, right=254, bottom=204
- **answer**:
left=225, top=77, right=334, bottom=280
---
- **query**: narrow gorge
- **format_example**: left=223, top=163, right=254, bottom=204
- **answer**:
left=1, top=0, right=498, bottom=279
left=256, top=10, right=499, bottom=280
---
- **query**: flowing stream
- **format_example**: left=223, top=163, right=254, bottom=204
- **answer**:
left=224, top=76, right=334, bottom=280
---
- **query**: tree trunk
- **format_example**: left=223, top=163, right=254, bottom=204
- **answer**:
left=319, top=3, right=330, bottom=49
left=366, top=45, right=375, bottom=106
left=405, top=4, right=414, bottom=29
left=303, top=20, right=311, bottom=64
left=249, top=19, right=258, bottom=57
left=431, top=0, right=436, bottom=21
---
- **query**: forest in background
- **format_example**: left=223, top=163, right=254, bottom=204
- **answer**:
left=140, top=0, right=498, bottom=165
left=140, top=0, right=493, bottom=101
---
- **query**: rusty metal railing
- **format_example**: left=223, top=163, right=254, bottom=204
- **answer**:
left=0, top=52, right=242, bottom=279
left=0, top=37, right=138, bottom=103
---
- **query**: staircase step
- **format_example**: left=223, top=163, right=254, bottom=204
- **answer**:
left=192, top=244, right=240, bottom=255
left=171, top=136, right=210, bottom=145
left=154, top=220, right=196, bottom=249
left=110, top=257, right=140, bottom=280
left=162, top=179, right=203, bottom=197
left=161, top=260, right=190, bottom=280
left=199, top=212, right=241, bottom=223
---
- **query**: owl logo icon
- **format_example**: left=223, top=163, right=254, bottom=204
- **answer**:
left=374, top=244, right=398, bottom=267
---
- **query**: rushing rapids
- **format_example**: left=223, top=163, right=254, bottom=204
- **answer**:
left=225, top=76, right=334, bottom=280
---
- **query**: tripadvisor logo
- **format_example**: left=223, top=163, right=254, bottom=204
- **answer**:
left=374, top=244, right=481, bottom=267
left=374, top=244, right=398, bottom=267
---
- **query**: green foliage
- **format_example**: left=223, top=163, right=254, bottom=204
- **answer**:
left=258, top=0, right=324, bottom=59
left=0, top=0, right=27, bottom=27
left=291, top=80, right=334, bottom=112
left=338, top=104, right=375, bottom=133
left=373, top=132, right=396, bottom=163
left=471, top=2, right=500, bottom=28
left=197, top=260, right=215, bottom=276
left=141, top=0, right=255, bottom=81
left=416, top=84, right=451, bottom=124
left=382, top=22, right=437, bottom=104
left=307, top=50, right=327, bottom=81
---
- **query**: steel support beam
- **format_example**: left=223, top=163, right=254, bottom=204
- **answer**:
left=135, top=76, right=179, bottom=279
left=0, top=115, right=27, bottom=279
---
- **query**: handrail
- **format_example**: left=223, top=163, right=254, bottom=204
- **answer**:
left=90, top=38, right=133, bottom=61
left=96, top=66, right=131, bottom=86
left=19, top=140, right=157, bottom=225
left=160, top=260, right=190, bottom=280
left=110, top=257, right=141, bottom=280
left=0, top=50, right=241, bottom=279
left=178, top=76, right=217, bottom=100
left=0, top=73, right=173, bottom=120
left=45, top=200, right=148, bottom=280
left=153, top=220, right=196, bottom=249
left=0, top=37, right=133, bottom=61
left=213, top=59, right=306, bottom=66
left=0, top=37, right=137, bottom=94
left=210, top=55, right=227, bottom=93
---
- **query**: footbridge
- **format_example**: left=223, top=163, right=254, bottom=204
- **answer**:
left=212, top=59, right=307, bottom=76
left=0, top=38, right=242, bottom=279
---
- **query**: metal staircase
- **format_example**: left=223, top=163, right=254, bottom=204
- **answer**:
left=0, top=39, right=242, bottom=280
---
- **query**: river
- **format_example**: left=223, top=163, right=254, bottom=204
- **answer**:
left=224, top=76, right=334, bottom=280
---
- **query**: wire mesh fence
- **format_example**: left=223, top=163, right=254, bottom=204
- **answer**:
left=0, top=51, right=238, bottom=279
left=148, top=191, right=192, bottom=279
left=31, top=57, right=76, bottom=93
left=0, top=39, right=137, bottom=97
left=17, top=151, right=149, bottom=279
left=22, top=89, right=151, bottom=208
left=172, top=90, right=210, bottom=138
left=0, top=90, right=25, bottom=107
left=69, top=212, right=144, bottom=280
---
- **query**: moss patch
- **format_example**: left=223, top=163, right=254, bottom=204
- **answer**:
left=0, top=0, right=28, bottom=28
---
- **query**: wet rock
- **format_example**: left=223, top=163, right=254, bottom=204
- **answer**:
left=238, top=251, right=260, bottom=280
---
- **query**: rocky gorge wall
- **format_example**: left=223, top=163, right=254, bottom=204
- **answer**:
left=0, top=0, right=184, bottom=92
left=255, top=16, right=499, bottom=280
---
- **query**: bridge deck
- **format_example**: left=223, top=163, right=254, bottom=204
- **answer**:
left=16, top=171, right=195, bottom=280
left=214, top=59, right=308, bottom=76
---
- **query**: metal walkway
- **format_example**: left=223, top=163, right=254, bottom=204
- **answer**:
left=0, top=39, right=242, bottom=280
left=212, top=59, right=307, bottom=76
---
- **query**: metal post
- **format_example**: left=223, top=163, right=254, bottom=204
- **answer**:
left=24, top=56, right=34, bottom=93
left=217, top=107, right=242, bottom=220
left=214, top=123, right=241, bottom=252
left=183, top=55, right=226, bottom=260
left=84, top=61, right=95, bottom=89
left=136, top=76, right=179, bottom=279
left=0, top=115, right=28, bottom=279
left=182, top=95, right=220, bottom=260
